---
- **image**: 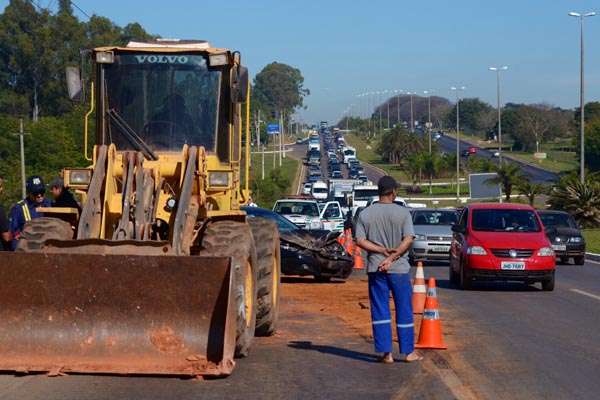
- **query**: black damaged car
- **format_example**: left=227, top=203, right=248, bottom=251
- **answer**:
left=538, top=210, right=586, bottom=265
left=242, top=206, right=353, bottom=281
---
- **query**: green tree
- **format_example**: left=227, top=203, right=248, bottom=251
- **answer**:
left=486, top=163, right=523, bottom=202
left=252, top=62, right=309, bottom=121
left=584, top=120, right=600, bottom=172
left=446, top=98, right=494, bottom=135
left=517, top=179, right=546, bottom=206
left=549, top=174, right=600, bottom=228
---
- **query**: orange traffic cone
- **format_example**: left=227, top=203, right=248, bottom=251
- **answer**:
left=344, top=229, right=354, bottom=256
left=415, top=278, right=447, bottom=349
left=353, top=247, right=365, bottom=269
left=412, top=262, right=427, bottom=314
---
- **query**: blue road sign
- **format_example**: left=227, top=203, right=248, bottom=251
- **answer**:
left=267, top=123, right=280, bottom=135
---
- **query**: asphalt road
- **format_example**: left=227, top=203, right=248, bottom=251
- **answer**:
left=424, top=259, right=600, bottom=399
left=436, top=135, right=559, bottom=184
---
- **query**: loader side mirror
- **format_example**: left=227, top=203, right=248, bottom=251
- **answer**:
left=66, top=66, right=83, bottom=101
left=236, top=66, right=249, bottom=103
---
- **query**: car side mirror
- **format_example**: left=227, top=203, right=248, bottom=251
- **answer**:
left=65, top=66, right=83, bottom=101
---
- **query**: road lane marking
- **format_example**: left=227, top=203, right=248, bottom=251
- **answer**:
left=584, top=258, right=600, bottom=265
left=570, top=288, right=600, bottom=301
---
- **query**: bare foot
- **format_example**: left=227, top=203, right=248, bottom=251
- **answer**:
left=378, top=352, right=394, bottom=364
left=401, top=352, right=423, bottom=363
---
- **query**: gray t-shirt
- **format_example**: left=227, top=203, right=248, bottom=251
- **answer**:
left=355, top=202, right=415, bottom=274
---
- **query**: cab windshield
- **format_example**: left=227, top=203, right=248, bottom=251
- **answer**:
left=273, top=201, right=319, bottom=217
left=104, top=53, right=222, bottom=151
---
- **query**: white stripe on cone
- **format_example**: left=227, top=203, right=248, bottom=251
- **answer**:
left=413, top=284, right=427, bottom=293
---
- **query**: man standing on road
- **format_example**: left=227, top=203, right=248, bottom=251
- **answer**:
left=0, top=176, right=12, bottom=250
left=355, top=175, right=422, bottom=363
left=9, top=175, right=51, bottom=250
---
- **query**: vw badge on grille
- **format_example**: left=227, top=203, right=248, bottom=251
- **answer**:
left=509, top=249, right=517, bottom=258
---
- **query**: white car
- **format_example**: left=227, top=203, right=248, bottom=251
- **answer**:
left=302, top=182, right=312, bottom=195
left=273, top=199, right=323, bottom=230
left=311, top=181, right=329, bottom=201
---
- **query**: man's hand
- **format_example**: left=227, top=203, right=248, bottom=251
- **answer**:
left=378, top=257, right=393, bottom=272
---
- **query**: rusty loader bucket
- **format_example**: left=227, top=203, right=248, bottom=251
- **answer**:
left=0, top=253, right=236, bottom=377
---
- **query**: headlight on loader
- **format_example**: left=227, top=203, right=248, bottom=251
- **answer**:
left=208, top=172, right=230, bottom=188
left=64, top=168, right=92, bottom=189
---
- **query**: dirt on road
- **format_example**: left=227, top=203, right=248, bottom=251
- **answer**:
left=282, top=275, right=491, bottom=400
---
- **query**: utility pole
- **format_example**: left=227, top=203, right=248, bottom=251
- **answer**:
left=407, top=92, right=415, bottom=133
left=451, top=86, right=466, bottom=202
left=256, top=110, right=265, bottom=179
left=386, top=100, right=390, bottom=129
left=13, top=118, right=28, bottom=199
left=279, top=111, right=283, bottom=166
left=569, top=11, right=596, bottom=183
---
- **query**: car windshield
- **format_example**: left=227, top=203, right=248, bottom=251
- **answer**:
left=273, top=201, right=319, bottom=217
left=539, top=212, right=577, bottom=229
left=104, top=53, right=221, bottom=152
left=472, top=209, right=541, bottom=232
left=354, top=189, right=379, bottom=201
left=413, top=210, right=458, bottom=225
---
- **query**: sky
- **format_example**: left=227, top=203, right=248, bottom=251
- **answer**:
left=4, top=0, right=600, bottom=124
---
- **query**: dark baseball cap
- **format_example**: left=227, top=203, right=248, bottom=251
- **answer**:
left=377, top=175, right=398, bottom=195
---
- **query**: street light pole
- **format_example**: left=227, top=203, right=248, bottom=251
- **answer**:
left=423, top=90, right=434, bottom=154
left=569, top=11, right=596, bottom=183
left=406, top=92, right=414, bottom=133
left=451, top=86, right=466, bottom=202
left=396, top=90, right=402, bottom=127
left=13, top=118, right=28, bottom=199
left=489, top=66, right=508, bottom=164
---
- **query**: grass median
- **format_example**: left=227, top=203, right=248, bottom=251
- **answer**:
left=249, top=149, right=300, bottom=208
left=583, top=230, right=600, bottom=254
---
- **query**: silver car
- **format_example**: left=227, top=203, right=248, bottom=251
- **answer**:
left=410, top=208, right=459, bottom=264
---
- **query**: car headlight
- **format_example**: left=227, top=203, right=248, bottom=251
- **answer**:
left=467, top=246, right=487, bottom=255
left=570, top=236, right=583, bottom=243
left=537, top=247, right=555, bottom=257
left=414, top=234, right=426, bottom=241
left=310, top=219, right=322, bottom=229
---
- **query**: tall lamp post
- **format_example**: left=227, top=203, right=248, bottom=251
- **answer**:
left=423, top=90, right=434, bottom=154
left=489, top=66, right=508, bottom=164
left=451, top=86, right=466, bottom=202
left=569, top=11, right=596, bottom=183
left=406, top=91, right=415, bottom=133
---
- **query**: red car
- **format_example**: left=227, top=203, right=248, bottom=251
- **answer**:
left=450, top=203, right=556, bottom=291
left=468, top=146, right=478, bottom=154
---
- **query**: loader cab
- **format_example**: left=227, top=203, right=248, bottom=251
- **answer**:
left=92, top=40, right=245, bottom=164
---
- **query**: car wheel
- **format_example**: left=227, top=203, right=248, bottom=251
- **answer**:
left=541, top=271, right=555, bottom=291
left=459, top=262, right=472, bottom=290
left=574, top=255, right=585, bottom=265
left=559, top=256, right=569, bottom=265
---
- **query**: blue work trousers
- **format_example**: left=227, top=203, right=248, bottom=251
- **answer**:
left=368, top=272, right=414, bottom=355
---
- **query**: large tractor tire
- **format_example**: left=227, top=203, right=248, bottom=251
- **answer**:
left=201, top=220, right=258, bottom=358
left=16, top=217, right=74, bottom=252
left=247, top=217, right=281, bottom=337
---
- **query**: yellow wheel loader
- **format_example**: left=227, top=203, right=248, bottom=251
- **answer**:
left=0, top=39, right=281, bottom=377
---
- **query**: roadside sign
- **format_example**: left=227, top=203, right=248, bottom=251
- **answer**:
left=534, top=152, right=547, bottom=160
left=469, top=173, right=501, bottom=200
left=267, top=123, right=280, bottom=135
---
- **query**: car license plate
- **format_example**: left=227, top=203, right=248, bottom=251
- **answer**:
left=501, top=261, right=525, bottom=270
left=552, top=244, right=567, bottom=251
left=431, top=246, right=450, bottom=253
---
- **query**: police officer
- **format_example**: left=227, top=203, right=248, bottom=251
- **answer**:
left=9, top=176, right=51, bottom=250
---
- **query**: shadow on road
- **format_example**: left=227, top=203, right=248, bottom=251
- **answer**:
left=437, top=278, right=542, bottom=292
left=287, top=341, right=378, bottom=363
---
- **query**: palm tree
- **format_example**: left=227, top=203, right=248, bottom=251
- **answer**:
left=485, top=163, right=523, bottom=202
left=517, top=179, right=547, bottom=206
left=549, top=175, right=600, bottom=228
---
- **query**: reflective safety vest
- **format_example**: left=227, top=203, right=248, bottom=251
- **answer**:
left=19, top=201, right=32, bottom=222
